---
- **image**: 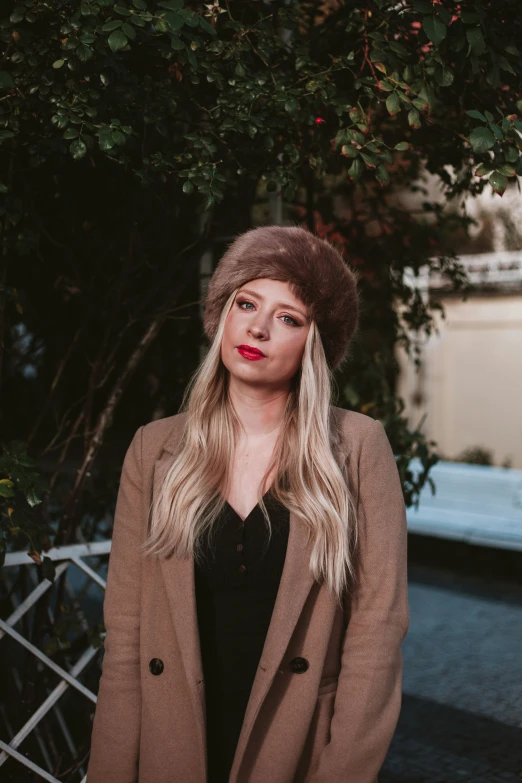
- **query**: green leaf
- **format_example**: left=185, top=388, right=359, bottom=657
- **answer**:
left=284, top=98, right=299, bottom=114
left=102, top=20, right=122, bottom=31
left=411, top=0, right=433, bottom=13
left=114, top=4, right=131, bottom=15
left=0, top=71, right=14, bottom=89
left=489, top=171, right=508, bottom=196
left=111, top=130, right=126, bottom=145
left=63, top=128, right=79, bottom=139
left=408, top=108, right=421, bottom=128
left=0, top=479, right=14, bottom=497
left=505, top=147, right=519, bottom=163
left=386, top=92, right=401, bottom=116
left=159, top=0, right=184, bottom=8
left=436, top=66, right=454, bottom=87
left=376, top=163, right=390, bottom=186
left=466, top=109, right=486, bottom=122
left=170, top=36, right=184, bottom=50
left=341, top=144, right=358, bottom=158
left=497, top=164, right=515, bottom=177
left=379, top=79, right=394, bottom=92
left=497, top=55, right=516, bottom=75
left=122, top=22, right=136, bottom=39
left=423, top=15, right=446, bottom=47
left=461, top=11, right=481, bottom=24
left=437, top=6, right=451, bottom=24
left=489, top=122, right=503, bottom=140
left=98, top=133, right=115, bottom=151
left=198, top=15, right=215, bottom=35
left=394, top=141, right=410, bottom=151
left=467, top=27, right=486, bottom=55
left=360, top=151, right=378, bottom=169
left=180, top=8, right=198, bottom=26
left=469, top=126, right=495, bottom=153
left=76, top=43, right=93, bottom=62
left=484, top=110, right=494, bottom=122
left=474, top=163, right=492, bottom=177
left=412, top=97, right=429, bottom=112
left=10, top=8, right=25, bottom=23
left=164, top=11, right=184, bottom=30
left=348, top=158, right=364, bottom=180
left=183, top=180, right=194, bottom=194
left=70, top=139, right=87, bottom=159
left=108, top=30, right=128, bottom=51
left=133, top=0, right=146, bottom=7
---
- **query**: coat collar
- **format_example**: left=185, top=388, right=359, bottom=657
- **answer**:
left=152, top=410, right=341, bottom=775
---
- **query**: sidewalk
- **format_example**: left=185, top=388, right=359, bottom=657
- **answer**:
left=381, top=562, right=522, bottom=783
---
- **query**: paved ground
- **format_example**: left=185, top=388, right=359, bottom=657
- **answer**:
left=380, top=543, right=522, bottom=783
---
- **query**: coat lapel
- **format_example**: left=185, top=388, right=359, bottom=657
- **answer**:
left=230, top=514, right=315, bottom=776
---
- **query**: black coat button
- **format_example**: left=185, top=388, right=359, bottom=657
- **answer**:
left=289, top=656, right=309, bottom=674
left=149, top=658, right=164, bottom=676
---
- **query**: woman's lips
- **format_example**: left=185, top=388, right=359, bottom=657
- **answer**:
left=237, top=346, right=265, bottom=361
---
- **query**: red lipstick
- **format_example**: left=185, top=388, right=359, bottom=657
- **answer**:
left=237, top=345, right=266, bottom=361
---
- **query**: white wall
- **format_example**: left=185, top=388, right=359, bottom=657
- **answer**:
left=397, top=293, right=522, bottom=468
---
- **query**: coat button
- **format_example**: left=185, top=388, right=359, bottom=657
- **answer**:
left=149, top=658, right=164, bottom=676
left=289, top=656, right=309, bottom=674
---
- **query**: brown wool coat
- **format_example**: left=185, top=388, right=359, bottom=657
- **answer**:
left=86, top=406, right=409, bottom=783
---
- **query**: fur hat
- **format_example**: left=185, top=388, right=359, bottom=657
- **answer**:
left=203, top=225, right=359, bottom=371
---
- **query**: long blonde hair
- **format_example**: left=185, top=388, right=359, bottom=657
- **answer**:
left=142, top=288, right=358, bottom=606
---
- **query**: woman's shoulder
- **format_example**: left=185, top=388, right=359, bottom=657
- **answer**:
left=330, top=405, right=382, bottom=440
left=138, top=411, right=189, bottom=462
left=330, top=405, right=393, bottom=466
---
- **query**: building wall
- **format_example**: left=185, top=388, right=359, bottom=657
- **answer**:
left=397, top=292, right=522, bottom=469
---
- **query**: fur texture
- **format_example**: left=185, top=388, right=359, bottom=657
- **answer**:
left=203, top=225, right=359, bottom=371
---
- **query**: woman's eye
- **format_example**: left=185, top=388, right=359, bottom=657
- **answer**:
left=237, top=300, right=298, bottom=326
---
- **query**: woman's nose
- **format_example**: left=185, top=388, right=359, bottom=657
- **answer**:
left=249, top=321, right=267, bottom=339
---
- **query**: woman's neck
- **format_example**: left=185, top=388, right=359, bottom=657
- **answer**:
left=228, top=377, right=289, bottom=438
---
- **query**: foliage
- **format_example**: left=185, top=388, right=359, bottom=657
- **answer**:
left=1, top=0, right=522, bottom=555
left=0, top=439, right=52, bottom=569
left=454, top=445, right=494, bottom=465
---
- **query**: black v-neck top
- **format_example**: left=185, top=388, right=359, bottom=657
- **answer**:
left=194, top=490, right=290, bottom=783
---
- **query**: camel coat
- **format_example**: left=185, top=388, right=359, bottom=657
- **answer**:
left=86, top=406, right=409, bottom=783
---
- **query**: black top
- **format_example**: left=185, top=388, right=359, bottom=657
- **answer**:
left=194, top=490, right=290, bottom=783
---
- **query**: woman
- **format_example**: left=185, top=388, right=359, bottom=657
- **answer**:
left=86, top=225, right=409, bottom=783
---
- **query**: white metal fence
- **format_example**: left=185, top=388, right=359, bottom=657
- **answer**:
left=0, top=541, right=111, bottom=783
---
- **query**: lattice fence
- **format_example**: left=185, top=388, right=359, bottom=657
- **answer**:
left=0, top=541, right=111, bottom=783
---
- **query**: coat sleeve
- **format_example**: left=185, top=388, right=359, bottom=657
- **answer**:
left=308, top=419, right=409, bottom=783
left=87, top=426, right=145, bottom=783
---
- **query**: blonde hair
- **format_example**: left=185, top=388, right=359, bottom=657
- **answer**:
left=142, top=289, right=358, bottom=606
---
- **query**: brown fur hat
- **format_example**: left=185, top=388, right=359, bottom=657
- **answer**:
left=203, top=225, right=359, bottom=371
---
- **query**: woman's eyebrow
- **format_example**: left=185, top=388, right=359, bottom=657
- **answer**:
left=238, top=288, right=307, bottom=318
